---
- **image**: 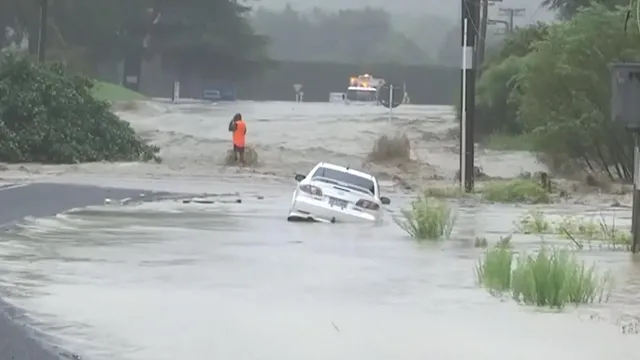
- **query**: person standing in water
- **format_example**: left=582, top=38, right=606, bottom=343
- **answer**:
left=228, top=113, right=247, bottom=165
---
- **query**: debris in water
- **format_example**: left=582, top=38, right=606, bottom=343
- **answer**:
left=194, top=200, right=215, bottom=204
left=367, top=133, right=411, bottom=163
left=332, top=322, right=340, bottom=332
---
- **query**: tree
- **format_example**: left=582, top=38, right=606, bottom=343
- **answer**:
left=542, top=0, right=627, bottom=19
left=152, top=0, right=270, bottom=79
left=473, top=23, right=548, bottom=136
left=250, top=6, right=429, bottom=64
left=0, top=0, right=270, bottom=80
left=513, top=4, right=640, bottom=179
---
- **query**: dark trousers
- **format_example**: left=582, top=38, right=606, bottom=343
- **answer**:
left=233, top=145, right=245, bottom=163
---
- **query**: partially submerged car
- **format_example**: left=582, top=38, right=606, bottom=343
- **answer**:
left=287, top=162, right=391, bottom=223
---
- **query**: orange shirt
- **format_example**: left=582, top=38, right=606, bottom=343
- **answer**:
left=233, top=120, right=247, bottom=147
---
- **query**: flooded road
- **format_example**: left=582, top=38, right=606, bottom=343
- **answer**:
left=0, top=101, right=547, bottom=183
left=0, top=101, right=639, bottom=359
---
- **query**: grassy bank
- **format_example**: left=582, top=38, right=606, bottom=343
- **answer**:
left=92, top=81, right=148, bottom=102
left=482, top=133, right=539, bottom=152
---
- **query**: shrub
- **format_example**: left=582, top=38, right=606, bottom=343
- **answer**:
left=394, top=196, right=456, bottom=240
left=0, top=54, right=159, bottom=163
left=481, top=178, right=550, bottom=204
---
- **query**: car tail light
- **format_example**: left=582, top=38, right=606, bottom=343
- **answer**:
left=356, top=199, right=379, bottom=210
left=300, top=184, right=323, bottom=196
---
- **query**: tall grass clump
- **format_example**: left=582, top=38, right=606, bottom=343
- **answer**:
left=394, top=196, right=456, bottom=240
left=481, top=178, right=550, bottom=204
left=476, top=245, right=611, bottom=308
left=515, top=209, right=553, bottom=234
left=511, top=247, right=611, bottom=308
left=476, top=241, right=513, bottom=292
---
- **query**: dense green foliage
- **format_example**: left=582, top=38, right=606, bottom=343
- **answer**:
left=0, top=0, right=270, bottom=79
left=477, top=2, right=639, bottom=180
left=542, top=0, right=628, bottom=19
left=0, top=55, right=158, bottom=163
left=250, top=6, right=430, bottom=64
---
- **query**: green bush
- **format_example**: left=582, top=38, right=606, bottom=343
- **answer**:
left=0, top=54, right=159, bottom=163
left=394, top=196, right=456, bottom=240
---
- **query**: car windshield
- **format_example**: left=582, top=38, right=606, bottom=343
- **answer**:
left=311, top=167, right=375, bottom=194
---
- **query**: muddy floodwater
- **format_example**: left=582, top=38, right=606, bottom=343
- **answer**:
left=0, top=101, right=639, bottom=359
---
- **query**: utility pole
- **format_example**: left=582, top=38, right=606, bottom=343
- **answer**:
left=477, top=0, right=493, bottom=73
left=477, top=0, right=504, bottom=74
left=498, top=7, right=525, bottom=33
left=460, top=0, right=480, bottom=192
left=37, top=0, right=49, bottom=62
left=610, top=63, right=640, bottom=253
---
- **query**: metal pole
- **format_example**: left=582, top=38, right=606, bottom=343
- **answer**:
left=37, top=0, right=48, bottom=62
left=172, top=81, right=180, bottom=103
left=388, top=84, right=393, bottom=123
left=460, top=18, right=468, bottom=189
left=632, top=133, right=640, bottom=253
left=461, top=0, right=479, bottom=192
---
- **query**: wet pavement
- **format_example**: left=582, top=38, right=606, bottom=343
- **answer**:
left=0, top=101, right=638, bottom=359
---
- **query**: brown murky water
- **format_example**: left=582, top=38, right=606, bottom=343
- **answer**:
left=0, top=101, right=638, bottom=359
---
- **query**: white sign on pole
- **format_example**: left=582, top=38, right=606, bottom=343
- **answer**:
left=172, top=81, right=180, bottom=103
left=293, top=84, right=302, bottom=102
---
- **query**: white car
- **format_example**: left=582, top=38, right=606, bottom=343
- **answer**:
left=287, top=162, right=391, bottom=223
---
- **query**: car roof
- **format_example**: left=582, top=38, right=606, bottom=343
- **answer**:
left=313, top=162, right=376, bottom=181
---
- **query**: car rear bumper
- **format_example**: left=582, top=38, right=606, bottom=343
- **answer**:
left=287, top=196, right=378, bottom=223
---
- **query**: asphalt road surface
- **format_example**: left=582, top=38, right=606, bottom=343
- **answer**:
left=0, top=183, right=172, bottom=360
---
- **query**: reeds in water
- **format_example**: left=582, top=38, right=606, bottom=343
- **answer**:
left=394, top=196, right=456, bottom=240
left=477, top=242, right=611, bottom=308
